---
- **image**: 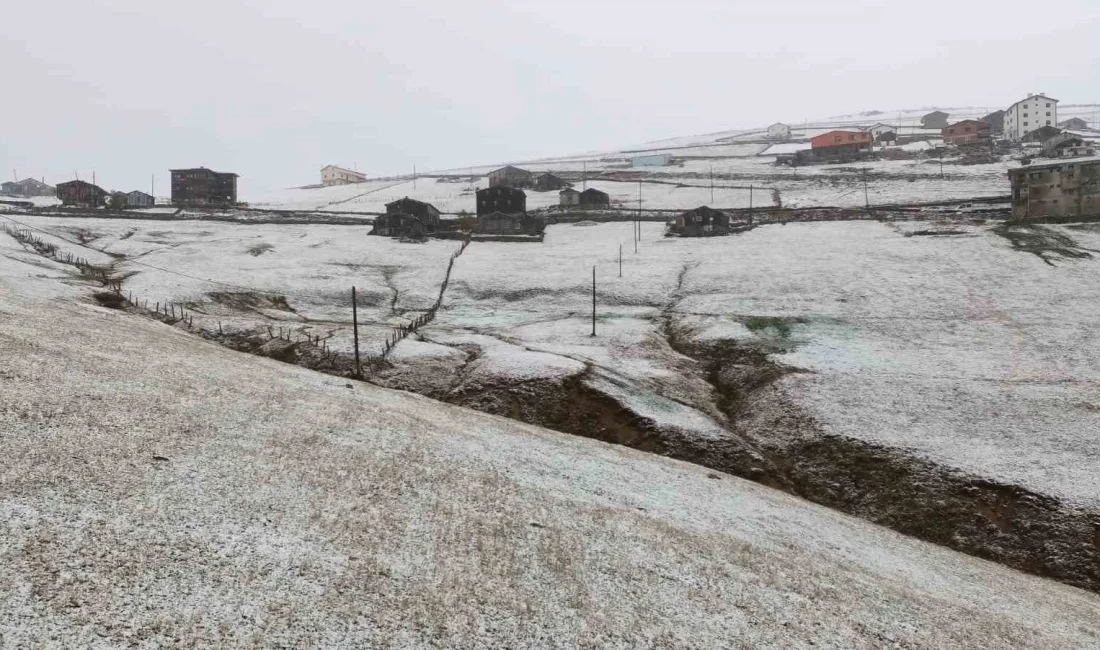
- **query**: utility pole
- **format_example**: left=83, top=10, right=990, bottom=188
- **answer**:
left=619, top=244, right=622, bottom=278
left=591, top=266, right=596, bottom=337
left=151, top=174, right=155, bottom=199
left=749, top=184, right=754, bottom=226
left=863, top=168, right=871, bottom=214
left=939, top=159, right=944, bottom=179
left=351, top=286, right=362, bottom=378
left=583, top=161, right=587, bottom=191
left=413, top=164, right=417, bottom=190
left=710, top=165, right=714, bottom=204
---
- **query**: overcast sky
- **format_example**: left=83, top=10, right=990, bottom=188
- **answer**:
left=2, top=0, right=1097, bottom=197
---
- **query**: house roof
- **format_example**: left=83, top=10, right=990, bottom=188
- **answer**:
left=16, top=178, right=52, bottom=188
left=170, top=167, right=239, bottom=177
left=385, top=196, right=439, bottom=210
left=1008, top=94, right=1059, bottom=111
left=321, top=165, right=364, bottom=175
left=127, top=190, right=154, bottom=198
left=945, top=119, right=988, bottom=128
left=580, top=188, right=609, bottom=198
left=923, top=110, right=949, bottom=117
left=56, top=180, right=106, bottom=190
left=490, top=165, right=530, bottom=175
left=1013, top=156, right=1100, bottom=171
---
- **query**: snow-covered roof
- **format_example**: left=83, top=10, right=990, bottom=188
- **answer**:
left=1013, top=156, right=1100, bottom=171
left=1008, top=94, right=1059, bottom=110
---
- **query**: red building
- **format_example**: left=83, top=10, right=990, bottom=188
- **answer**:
left=811, top=130, right=873, bottom=150
left=942, top=120, right=991, bottom=145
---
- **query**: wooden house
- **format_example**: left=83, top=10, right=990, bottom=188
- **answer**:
left=476, top=212, right=524, bottom=235
left=476, top=186, right=526, bottom=217
left=579, top=188, right=610, bottom=208
left=1, top=178, right=54, bottom=197
left=981, top=110, right=1006, bottom=134
left=56, top=180, right=108, bottom=207
left=170, top=167, right=238, bottom=207
left=125, top=190, right=155, bottom=208
left=1022, top=125, right=1062, bottom=144
left=1059, top=117, right=1089, bottom=130
left=385, top=197, right=441, bottom=230
left=370, top=213, right=428, bottom=239
left=942, top=120, right=991, bottom=145
left=534, top=172, right=568, bottom=191
left=921, top=111, right=950, bottom=129
left=488, top=165, right=532, bottom=188
left=476, top=212, right=545, bottom=236
left=559, top=188, right=580, bottom=206
left=675, top=206, right=730, bottom=237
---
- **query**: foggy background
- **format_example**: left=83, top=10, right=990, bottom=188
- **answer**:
left=1, top=0, right=1097, bottom=197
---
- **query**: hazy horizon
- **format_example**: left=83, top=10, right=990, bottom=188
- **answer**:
left=2, top=0, right=1097, bottom=197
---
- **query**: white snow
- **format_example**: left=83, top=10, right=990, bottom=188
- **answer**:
left=1, top=249, right=1099, bottom=647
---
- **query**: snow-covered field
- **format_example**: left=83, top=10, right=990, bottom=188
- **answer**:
left=2, top=235, right=1100, bottom=647
left=6, top=213, right=1100, bottom=510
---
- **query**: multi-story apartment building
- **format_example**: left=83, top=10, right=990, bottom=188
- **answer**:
left=1003, top=93, right=1058, bottom=141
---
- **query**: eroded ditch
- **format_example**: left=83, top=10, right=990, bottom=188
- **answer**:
left=15, top=224, right=1099, bottom=593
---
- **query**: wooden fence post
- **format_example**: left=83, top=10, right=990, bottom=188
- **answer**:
left=351, top=286, right=362, bottom=379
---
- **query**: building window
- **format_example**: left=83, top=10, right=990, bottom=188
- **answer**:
left=1046, top=112, right=1051, bottom=116
left=1046, top=103, right=1051, bottom=107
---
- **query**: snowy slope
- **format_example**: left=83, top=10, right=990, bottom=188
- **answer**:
left=2, top=241, right=1100, bottom=648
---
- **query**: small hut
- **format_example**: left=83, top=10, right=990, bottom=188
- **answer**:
left=675, top=206, right=730, bottom=237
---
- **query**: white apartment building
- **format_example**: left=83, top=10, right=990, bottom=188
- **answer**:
left=321, top=165, right=367, bottom=186
left=1003, top=94, right=1058, bottom=140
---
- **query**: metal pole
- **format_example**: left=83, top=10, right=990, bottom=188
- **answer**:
left=710, top=165, right=714, bottom=204
left=351, top=286, right=362, bottom=378
left=749, top=184, right=754, bottom=226
left=619, top=244, right=622, bottom=278
left=591, top=266, right=596, bottom=337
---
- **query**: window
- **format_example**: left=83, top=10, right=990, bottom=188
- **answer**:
left=834, top=136, right=841, bottom=143
left=1046, top=103, right=1051, bottom=107
left=1046, top=112, right=1051, bottom=116
left=1023, top=113, right=1028, bottom=117
left=1047, top=121, right=1051, bottom=125
left=1024, top=122, right=1029, bottom=126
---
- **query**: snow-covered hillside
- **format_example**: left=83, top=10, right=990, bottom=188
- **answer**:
left=2, top=234, right=1100, bottom=648
left=251, top=104, right=1100, bottom=215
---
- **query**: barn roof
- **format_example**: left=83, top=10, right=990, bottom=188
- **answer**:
left=169, top=167, right=239, bottom=177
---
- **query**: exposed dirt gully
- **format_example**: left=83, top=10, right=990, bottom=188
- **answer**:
left=35, top=224, right=1096, bottom=595
left=367, top=262, right=1100, bottom=594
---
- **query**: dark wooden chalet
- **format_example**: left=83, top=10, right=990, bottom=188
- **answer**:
left=56, top=180, right=108, bottom=207
left=559, top=188, right=580, bottom=206
left=476, top=186, right=526, bottom=217
left=371, top=213, right=428, bottom=239
left=170, top=167, right=238, bottom=207
left=675, top=206, right=730, bottom=237
left=579, top=188, right=610, bottom=208
left=488, top=165, right=532, bottom=188
left=385, top=197, right=441, bottom=230
left=476, top=212, right=545, bottom=236
left=534, top=172, right=568, bottom=191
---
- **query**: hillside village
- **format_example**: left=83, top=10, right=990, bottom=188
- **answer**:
left=5, top=93, right=1100, bottom=645
left=5, top=94, right=1099, bottom=236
